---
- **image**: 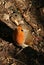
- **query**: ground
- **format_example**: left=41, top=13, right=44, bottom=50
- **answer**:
left=0, top=0, right=44, bottom=65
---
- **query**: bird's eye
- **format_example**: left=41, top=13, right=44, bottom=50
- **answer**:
left=21, top=29, right=23, bottom=31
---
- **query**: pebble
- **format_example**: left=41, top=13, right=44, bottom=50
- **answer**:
left=11, top=17, right=19, bottom=25
left=29, top=1, right=32, bottom=8
left=42, top=8, right=44, bottom=14
left=11, top=63, right=16, bottom=65
left=8, top=10, right=13, bottom=14
left=0, top=1, right=1, bottom=5
left=41, top=8, right=44, bottom=14
left=10, top=13, right=24, bottom=25
left=42, top=48, right=44, bottom=52
left=5, top=2, right=12, bottom=9
left=37, top=28, right=41, bottom=33
left=3, top=13, right=9, bottom=20
left=1, top=0, right=5, bottom=5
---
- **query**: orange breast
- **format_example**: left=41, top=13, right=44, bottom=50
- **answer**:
left=16, top=31, right=24, bottom=46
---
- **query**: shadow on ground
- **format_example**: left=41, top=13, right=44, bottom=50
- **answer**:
left=0, top=20, right=13, bottom=43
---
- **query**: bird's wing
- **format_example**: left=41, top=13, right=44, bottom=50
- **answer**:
left=25, top=30, right=33, bottom=46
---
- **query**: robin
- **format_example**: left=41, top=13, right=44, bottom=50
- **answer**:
left=13, top=25, right=33, bottom=55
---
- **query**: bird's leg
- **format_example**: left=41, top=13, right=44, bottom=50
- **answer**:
left=15, top=48, right=24, bottom=56
left=15, top=43, right=29, bottom=56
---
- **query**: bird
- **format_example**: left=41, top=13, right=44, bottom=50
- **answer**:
left=13, top=25, right=33, bottom=55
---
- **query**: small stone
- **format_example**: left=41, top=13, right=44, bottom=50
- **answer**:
left=42, top=8, right=44, bottom=14
left=3, top=1, right=5, bottom=4
left=5, top=2, right=12, bottom=9
left=11, top=16, right=18, bottom=25
left=42, top=48, right=44, bottom=52
left=11, top=14, right=24, bottom=25
left=11, top=63, right=16, bottom=65
left=8, top=10, right=13, bottom=14
left=40, top=8, right=44, bottom=17
left=37, top=28, right=41, bottom=33
left=0, top=1, right=1, bottom=5
left=3, top=14, right=9, bottom=20
left=41, top=8, right=44, bottom=14
left=29, top=1, right=32, bottom=8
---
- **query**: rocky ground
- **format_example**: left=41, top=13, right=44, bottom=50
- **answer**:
left=0, top=0, right=44, bottom=65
